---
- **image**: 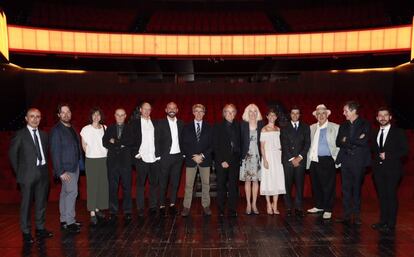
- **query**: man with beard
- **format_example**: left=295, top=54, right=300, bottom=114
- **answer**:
left=371, top=107, right=408, bottom=233
left=156, top=102, right=184, bottom=216
left=50, top=104, right=82, bottom=233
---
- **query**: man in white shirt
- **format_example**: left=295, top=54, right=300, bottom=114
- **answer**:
left=156, top=102, right=184, bottom=216
left=127, top=102, right=160, bottom=217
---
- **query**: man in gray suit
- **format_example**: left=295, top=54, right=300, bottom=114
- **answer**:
left=9, top=108, right=53, bottom=244
left=306, top=104, right=340, bottom=220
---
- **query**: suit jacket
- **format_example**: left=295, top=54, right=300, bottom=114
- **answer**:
left=371, top=125, right=408, bottom=171
left=306, top=121, right=340, bottom=169
left=49, top=122, right=83, bottom=177
left=155, top=117, right=184, bottom=158
left=213, top=120, right=241, bottom=165
left=241, top=120, right=264, bottom=159
left=102, top=123, right=132, bottom=169
left=280, top=121, right=311, bottom=166
left=182, top=121, right=213, bottom=167
left=9, top=127, right=48, bottom=184
left=336, top=117, right=371, bottom=167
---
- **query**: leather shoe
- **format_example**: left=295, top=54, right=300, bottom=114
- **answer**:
left=354, top=216, right=362, bottom=225
left=371, top=223, right=386, bottom=230
left=335, top=217, right=352, bottom=225
left=61, top=221, right=81, bottom=230
left=64, top=223, right=80, bottom=233
left=286, top=209, right=293, bottom=217
left=295, top=209, right=305, bottom=217
left=149, top=208, right=158, bottom=216
left=23, top=233, right=34, bottom=244
left=228, top=210, right=238, bottom=217
left=379, top=225, right=394, bottom=233
left=124, top=214, right=132, bottom=221
left=203, top=207, right=212, bottom=216
left=137, top=209, right=145, bottom=217
left=169, top=205, right=177, bottom=216
left=159, top=207, right=166, bottom=216
left=36, top=229, right=53, bottom=239
left=181, top=207, right=190, bottom=217
left=108, top=214, right=118, bottom=223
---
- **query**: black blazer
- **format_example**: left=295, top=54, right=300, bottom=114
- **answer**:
left=371, top=125, right=408, bottom=171
left=241, top=120, right=264, bottom=159
left=213, top=120, right=241, bottom=165
left=49, top=122, right=83, bottom=177
left=9, top=127, right=48, bottom=184
left=102, top=123, right=132, bottom=168
left=280, top=121, right=311, bottom=165
left=182, top=121, right=213, bottom=167
left=155, top=117, right=184, bottom=158
left=336, top=117, right=371, bottom=167
left=124, top=118, right=158, bottom=157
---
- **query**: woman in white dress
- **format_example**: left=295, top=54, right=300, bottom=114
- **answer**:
left=260, top=109, right=286, bottom=215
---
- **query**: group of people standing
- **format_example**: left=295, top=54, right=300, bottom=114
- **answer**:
left=9, top=100, right=408, bottom=244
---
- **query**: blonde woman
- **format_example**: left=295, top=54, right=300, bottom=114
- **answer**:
left=240, top=104, right=264, bottom=215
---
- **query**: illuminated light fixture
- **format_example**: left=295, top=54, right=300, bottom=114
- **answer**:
left=4, top=23, right=413, bottom=57
left=25, top=68, right=86, bottom=73
left=0, top=10, right=9, bottom=61
left=411, top=16, right=414, bottom=61
left=330, top=67, right=395, bottom=73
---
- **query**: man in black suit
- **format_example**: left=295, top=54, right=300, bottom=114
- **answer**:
left=126, top=102, right=160, bottom=217
left=213, top=104, right=241, bottom=217
left=156, top=102, right=184, bottom=216
left=181, top=104, right=213, bottom=217
left=103, top=108, right=132, bottom=222
left=335, top=101, right=371, bottom=225
left=280, top=107, right=310, bottom=217
left=9, top=108, right=53, bottom=244
left=371, top=107, right=408, bottom=233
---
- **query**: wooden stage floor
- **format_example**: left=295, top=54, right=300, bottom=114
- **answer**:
left=1, top=198, right=414, bottom=257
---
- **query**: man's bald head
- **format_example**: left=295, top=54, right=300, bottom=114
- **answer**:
left=114, top=108, right=127, bottom=124
left=25, top=108, right=41, bottom=128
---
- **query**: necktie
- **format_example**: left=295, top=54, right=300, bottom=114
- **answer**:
left=379, top=129, right=384, bottom=152
left=33, top=129, right=43, bottom=163
left=294, top=123, right=298, bottom=131
left=196, top=123, right=201, bottom=142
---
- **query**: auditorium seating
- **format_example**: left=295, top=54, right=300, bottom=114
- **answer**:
left=0, top=91, right=413, bottom=204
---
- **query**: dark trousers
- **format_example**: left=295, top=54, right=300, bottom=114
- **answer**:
left=19, top=165, right=49, bottom=234
left=310, top=157, right=336, bottom=212
left=159, top=154, right=183, bottom=207
left=108, top=162, right=132, bottom=214
left=136, top=159, right=159, bottom=209
left=215, top=155, right=240, bottom=213
left=283, top=163, right=305, bottom=210
left=341, top=164, right=366, bottom=218
left=373, top=166, right=402, bottom=227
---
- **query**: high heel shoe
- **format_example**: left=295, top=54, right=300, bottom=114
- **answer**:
left=267, top=203, right=273, bottom=215
left=252, top=206, right=260, bottom=215
left=272, top=204, right=280, bottom=215
left=246, top=205, right=252, bottom=215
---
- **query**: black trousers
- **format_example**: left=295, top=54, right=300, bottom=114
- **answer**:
left=19, top=165, right=49, bottom=234
left=341, top=164, right=366, bottom=218
left=136, top=159, right=159, bottom=209
left=159, top=154, right=183, bottom=207
left=310, top=157, right=336, bottom=212
left=108, top=162, right=132, bottom=214
left=283, top=162, right=305, bottom=210
left=215, top=155, right=240, bottom=213
left=373, top=165, right=402, bottom=227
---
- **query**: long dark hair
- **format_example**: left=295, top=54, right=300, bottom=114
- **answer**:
left=88, top=107, right=105, bottom=125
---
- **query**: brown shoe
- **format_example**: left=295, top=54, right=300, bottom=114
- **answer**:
left=203, top=207, right=212, bottom=216
left=181, top=207, right=190, bottom=217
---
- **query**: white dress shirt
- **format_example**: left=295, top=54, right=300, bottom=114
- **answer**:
left=168, top=117, right=181, bottom=154
left=194, top=120, right=203, bottom=133
left=288, top=121, right=302, bottom=161
left=377, top=124, right=391, bottom=148
left=138, top=117, right=157, bottom=163
left=27, top=125, right=46, bottom=166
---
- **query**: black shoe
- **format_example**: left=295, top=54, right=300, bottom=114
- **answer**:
left=35, top=229, right=53, bottom=239
left=124, top=214, right=132, bottom=221
left=61, top=221, right=82, bottom=230
left=219, top=210, right=225, bottom=217
left=149, top=208, right=158, bottom=216
left=108, top=214, right=118, bottom=223
left=95, top=211, right=106, bottom=221
left=335, top=217, right=352, bottom=226
left=379, top=225, right=394, bottom=233
left=354, top=216, right=362, bottom=226
left=371, top=223, right=386, bottom=230
left=159, top=207, right=166, bottom=217
left=228, top=211, right=238, bottom=217
left=65, top=223, right=81, bottom=233
left=90, top=215, right=98, bottom=226
left=23, top=233, right=34, bottom=244
left=286, top=209, right=293, bottom=217
left=295, top=209, right=305, bottom=217
left=169, top=205, right=177, bottom=216
left=137, top=209, right=145, bottom=217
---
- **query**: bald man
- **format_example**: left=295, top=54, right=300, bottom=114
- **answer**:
left=103, top=108, right=133, bottom=222
left=9, top=108, right=53, bottom=244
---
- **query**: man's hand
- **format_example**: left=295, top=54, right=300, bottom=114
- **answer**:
left=109, top=138, right=115, bottom=144
left=60, top=172, right=71, bottom=183
left=221, top=162, right=229, bottom=168
left=379, top=152, right=385, bottom=160
left=192, top=154, right=203, bottom=164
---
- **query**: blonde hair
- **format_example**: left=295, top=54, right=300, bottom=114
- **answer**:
left=242, top=103, right=263, bottom=122
left=192, top=104, right=206, bottom=112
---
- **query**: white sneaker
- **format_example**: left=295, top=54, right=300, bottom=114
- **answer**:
left=322, top=212, right=332, bottom=219
left=307, top=207, right=324, bottom=214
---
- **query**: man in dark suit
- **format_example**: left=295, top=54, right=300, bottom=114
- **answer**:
left=9, top=108, right=53, bottom=244
left=371, top=107, right=408, bottom=233
left=103, top=108, right=132, bottom=222
left=156, top=102, right=184, bottom=216
left=280, top=107, right=310, bottom=217
left=181, top=104, right=213, bottom=217
left=50, top=104, right=82, bottom=233
left=213, top=104, right=241, bottom=217
left=335, top=101, right=371, bottom=225
left=126, top=102, right=160, bottom=217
